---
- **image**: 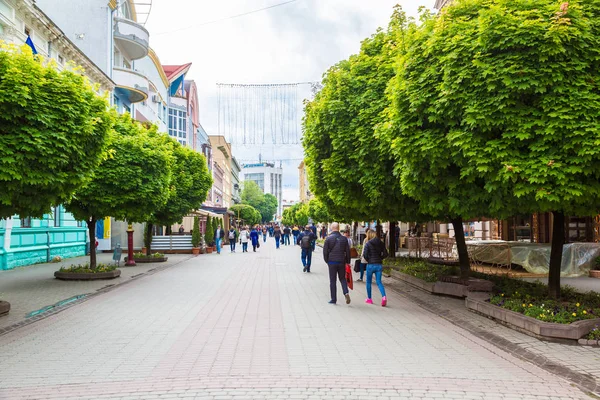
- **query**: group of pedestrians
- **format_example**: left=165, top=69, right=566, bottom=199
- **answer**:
left=318, top=223, right=388, bottom=307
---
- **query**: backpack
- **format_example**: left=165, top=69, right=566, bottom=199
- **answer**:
left=229, top=231, right=235, bottom=240
left=301, top=234, right=312, bottom=249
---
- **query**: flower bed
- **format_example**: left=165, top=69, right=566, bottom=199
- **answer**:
left=124, top=253, right=168, bottom=263
left=55, top=263, right=121, bottom=280
left=480, top=276, right=600, bottom=325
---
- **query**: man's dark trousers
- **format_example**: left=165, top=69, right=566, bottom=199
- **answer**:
left=328, top=262, right=348, bottom=303
left=301, top=248, right=312, bottom=271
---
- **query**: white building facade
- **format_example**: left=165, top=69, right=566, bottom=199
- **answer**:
left=241, top=163, right=283, bottom=217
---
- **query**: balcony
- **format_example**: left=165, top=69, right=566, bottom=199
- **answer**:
left=113, top=67, right=149, bottom=103
left=113, top=17, right=149, bottom=60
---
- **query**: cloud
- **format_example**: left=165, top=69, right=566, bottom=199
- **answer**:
left=146, top=0, right=434, bottom=201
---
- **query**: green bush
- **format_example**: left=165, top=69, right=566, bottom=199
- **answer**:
left=192, top=216, right=201, bottom=248
left=587, top=325, right=600, bottom=340
left=133, top=252, right=164, bottom=259
left=384, top=257, right=457, bottom=283
left=59, top=264, right=116, bottom=273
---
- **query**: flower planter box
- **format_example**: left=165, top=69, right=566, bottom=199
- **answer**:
left=0, top=300, right=10, bottom=317
left=391, top=270, right=493, bottom=298
left=206, top=247, right=213, bottom=254
left=124, top=256, right=168, bottom=263
left=466, top=297, right=600, bottom=340
left=192, top=247, right=200, bottom=255
left=589, top=270, right=600, bottom=279
left=54, top=270, right=121, bottom=281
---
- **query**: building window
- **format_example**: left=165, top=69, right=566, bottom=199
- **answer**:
left=245, top=173, right=264, bottom=191
left=124, top=104, right=130, bottom=114
left=24, top=26, right=31, bottom=36
left=58, top=55, right=64, bottom=65
left=20, top=216, right=31, bottom=228
left=53, top=206, right=61, bottom=227
left=77, top=220, right=83, bottom=228
left=169, top=108, right=187, bottom=146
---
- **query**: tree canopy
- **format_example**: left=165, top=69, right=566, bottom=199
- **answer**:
left=240, top=180, right=278, bottom=222
left=308, top=199, right=332, bottom=224
left=0, top=44, right=114, bottom=219
left=302, top=7, right=424, bottom=224
left=230, top=204, right=262, bottom=226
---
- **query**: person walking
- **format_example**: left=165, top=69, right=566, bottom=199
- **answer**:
left=240, top=226, right=250, bottom=252
left=283, top=226, right=291, bottom=246
left=228, top=227, right=238, bottom=252
left=214, top=224, right=225, bottom=255
left=310, top=223, right=318, bottom=251
left=250, top=226, right=260, bottom=252
left=363, top=230, right=389, bottom=306
left=262, top=226, right=268, bottom=243
left=178, top=225, right=185, bottom=235
left=297, top=225, right=317, bottom=272
left=292, top=225, right=300, bottom=246
left=323, top=222, right=351, bottom=305
left=357, top=228, right=371, bottom=282
left=274, top=225, right=282, bottom=249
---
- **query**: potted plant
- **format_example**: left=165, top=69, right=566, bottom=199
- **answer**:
left=205, top=216, right=214, bottom=253
left=590, top=256, right=600, bottom=279
left=192, top=216, right=201, bottom=255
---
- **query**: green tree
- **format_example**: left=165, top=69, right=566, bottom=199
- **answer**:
left=0, top=44, right=114, bottom=219
left=303, top=6, right=426, bottom=256
left=241, top=181, right=264, bottom=208
left=308, top=199, right=331, bottom=224
left=393, top=0, right=600, bottom=295
left=230, top=204, right=261, bottom=226
left=257, top=194, right=278, bottom=223
left=145, top=143, right=212, bottom=255
left=65, top=114, right=173, bottom=268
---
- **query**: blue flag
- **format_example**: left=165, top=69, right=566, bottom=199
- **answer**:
left=25, top=35, right=37, bottom=55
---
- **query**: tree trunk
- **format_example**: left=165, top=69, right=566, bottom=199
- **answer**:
left=166, top=226, right=172, bottom=236
left=376, top=222, right=382, bottom=238
left=548, top=211, right=565, bottom=299
left=389, top=221, right=397, bottom=259
left=146, top=222, right=153, bottom=256
left=451, top=218, right=470, bottom=279
left=87, top=217, right=97, bottom=269
left=353, top=221, right=358, bottom=242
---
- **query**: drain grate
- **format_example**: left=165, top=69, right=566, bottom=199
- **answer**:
left=26, top=294, right=87, bottom=318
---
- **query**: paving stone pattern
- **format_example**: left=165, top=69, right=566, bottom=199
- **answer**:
left=0, top=242, right=594, bottom=399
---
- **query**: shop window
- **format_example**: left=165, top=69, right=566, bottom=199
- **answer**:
left=567, top=217, right=592, bottom=243
left=507, top=216, right=531, bottom=242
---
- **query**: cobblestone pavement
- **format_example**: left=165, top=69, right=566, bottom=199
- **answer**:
left=0, top=253, right=193, bottom=330
left=0, top=242, right=594, bottom=399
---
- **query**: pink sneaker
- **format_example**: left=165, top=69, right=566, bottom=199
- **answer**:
left=365, top=298, right=373, bottom=304
left=381, top=296, right=387, bottom=307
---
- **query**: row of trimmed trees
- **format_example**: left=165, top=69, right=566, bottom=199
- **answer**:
left=0, top=45, right=212, bottom=269
left=302, top=1, right=600, bottom=298
left=282, top=199, right=332, bottom=227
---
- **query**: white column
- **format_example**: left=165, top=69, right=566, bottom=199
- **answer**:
left=3, top=218, right=13, bottom=251
left=439, top=223, right=448, bottom=234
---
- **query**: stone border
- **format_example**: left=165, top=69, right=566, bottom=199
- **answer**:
left=0, top=301, right=10, bottom=317
left=54, top=269, right=122, bottom=281
left=387, top=281, right=600, bottom=396
left=466, top=297, right=600, bottom=340
left=391, top=270, right=492, bottom=298
left=578, top=338, right=600, bottom=346
left=124, top=256, right=168, bottom=263
left=590, top=270, right=600, bottom=279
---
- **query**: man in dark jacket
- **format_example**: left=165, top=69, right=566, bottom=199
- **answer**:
left=283, top=226, right=291, bottom=246
left=323, top=222, right=351, bottom=304
left=297, top=225, right=317, bottom=273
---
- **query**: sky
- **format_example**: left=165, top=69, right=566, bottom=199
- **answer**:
left=145, top=0, right=436, bottom=202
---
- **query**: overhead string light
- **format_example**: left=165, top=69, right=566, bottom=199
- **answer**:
left=216, top=83, right=311, bottom=146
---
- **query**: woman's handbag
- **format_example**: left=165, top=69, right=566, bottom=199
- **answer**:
left=350, top=247, right=359, bottom=259
left=353, top=259, right=361, bottom=273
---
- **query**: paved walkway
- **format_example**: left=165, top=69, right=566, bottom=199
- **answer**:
left=0, top=253, right=193, bottom=330
left=0, top=241, right=594, bottom=399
